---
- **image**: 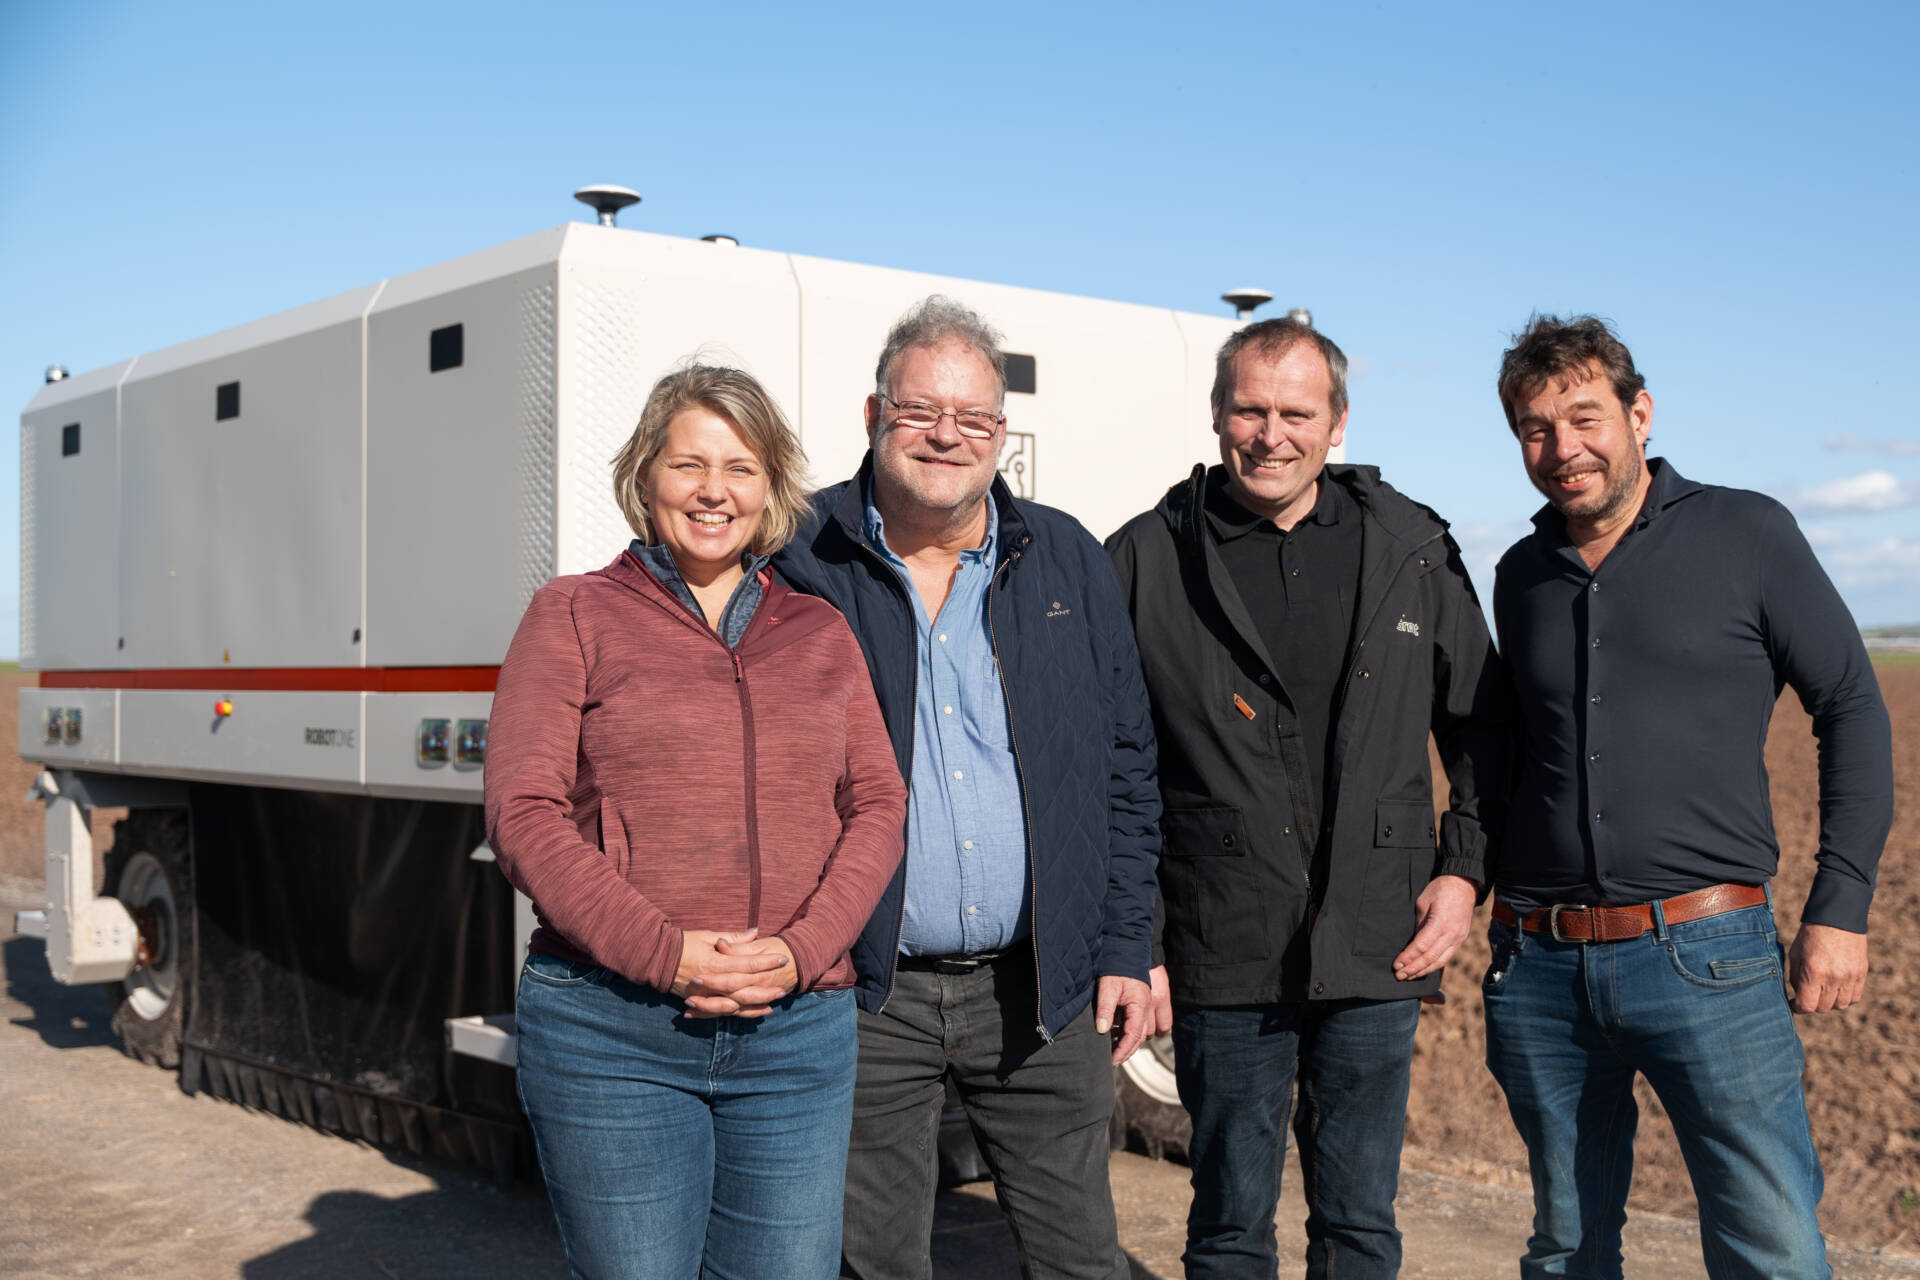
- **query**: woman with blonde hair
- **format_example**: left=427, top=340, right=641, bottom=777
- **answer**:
left=485, top=364, right=906, bottom=1280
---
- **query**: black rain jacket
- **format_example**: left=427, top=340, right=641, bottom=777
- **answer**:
left=1106, top=464, right=1508, bottom=1005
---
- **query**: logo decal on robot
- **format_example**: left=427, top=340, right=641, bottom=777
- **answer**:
left=998, top=431, right=1036, bottom=500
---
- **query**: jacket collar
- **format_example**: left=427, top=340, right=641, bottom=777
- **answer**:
left=1167, top=462, right=1446, bottom=554
left=1201, top=467, right=1347, bottom=542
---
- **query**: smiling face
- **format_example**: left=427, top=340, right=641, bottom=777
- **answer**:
left=1214, top=341, right=1348, bottom=529
left=1512, top=363, right=1654, bottom=532
left=866, top=339, right=1004, bottom=530
left=641, top=406, right=769, bottom=588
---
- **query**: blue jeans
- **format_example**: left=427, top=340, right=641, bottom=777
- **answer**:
left=1174, top=997, right=1422, bottom=1279
left=1483, top=900, right=1828, bottom=1279
left=514, top=952, right=857, bottom=1280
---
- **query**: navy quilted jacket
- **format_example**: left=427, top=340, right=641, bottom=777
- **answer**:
left=774, top=456, right=1161, bottom=1037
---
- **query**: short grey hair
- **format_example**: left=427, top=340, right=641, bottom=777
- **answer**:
left=874, top=295, right=1008, bottom=407
left=1210, top=317, right=1349, bottom=423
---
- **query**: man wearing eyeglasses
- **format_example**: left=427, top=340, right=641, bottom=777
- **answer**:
left=1106, top=316, right=1508, bottom=1278
left=775, top=295, right=1162, bottom=1280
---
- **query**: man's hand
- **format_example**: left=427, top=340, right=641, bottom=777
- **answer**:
left=1393, top=874, right=1478, bottom=982
left=1147, top=964, right=1174, bottom=1037
left=1095, top=974, right=1154, bottom=1065
left=672, top=929, right=797, bottom=1019
left=1787, top=922, right=1869, bottom=1014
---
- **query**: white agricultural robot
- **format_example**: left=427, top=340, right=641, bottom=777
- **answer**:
left=17, top=185, right=1315, bottom=1173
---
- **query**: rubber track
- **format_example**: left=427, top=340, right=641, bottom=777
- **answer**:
left=179, top=1042, right=529, bottom=1182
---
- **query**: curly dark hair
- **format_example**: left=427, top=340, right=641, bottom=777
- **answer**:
left=1496, top=314, right=1646, bottom=433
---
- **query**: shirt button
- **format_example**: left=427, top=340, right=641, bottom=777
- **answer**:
left=1593, top=811, right=1603, bottom=822
left=1590, top=582, right=1600, bottom=593
left=943, top=705, right=953, bottom=715
left=1291, top=568, right=1300, bottom=577
left=1592, top=637, right=1601, bottom=648
left=962, top=840, right=974, bottom=850
left=938, top=633, right=948, bottom=643
left=1589, top=752, right=1600, bottom=762
left=1356, top=669, right=1370, bottom=679
left=1591, top=694, right=1603, bottom=704
left=953, top=770, right=964, bottom=781
left=967, top=905, right=978, bottom=916
left=1314, top=982, right=1325, bottom=995
left=1259, top=674, right=1272, bottom=686
left=1283, top=826, right=1293, bottom=836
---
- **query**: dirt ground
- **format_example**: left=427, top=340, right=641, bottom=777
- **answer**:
left=2, top=664, right=1916, bottom=1275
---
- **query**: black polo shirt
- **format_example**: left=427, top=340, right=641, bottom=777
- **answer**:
left=1493, top=458, right=1893, bottom=932
left=1205, top=472, right=1362, bottom=804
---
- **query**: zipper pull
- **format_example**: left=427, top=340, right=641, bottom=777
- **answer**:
left=731, top=652, right=744, bottom=682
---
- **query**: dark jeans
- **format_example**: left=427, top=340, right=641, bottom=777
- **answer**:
left=1483, top=901, right=1828, bottom=1279
left=1174, top=997, right=1421, bottom=1279
left=514, top=953, right=857, bottom=1280
left=840, top=958, right=1126, bottom=1280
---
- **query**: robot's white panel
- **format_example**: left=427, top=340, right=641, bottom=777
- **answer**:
left=21, top=378, right=125, bottom=669
left=17, top=688, right=118, bottom=766
left=118, top=690, right=363, bottom=787
left=553, top=229, right=802, bottom=577
left=787, top=255, right=1240, bottom=540
left=118, top=312, right=367, bottom=669
left=364, top=692, right=493, bottom=799
left=366, top=264, right=558, bottom=667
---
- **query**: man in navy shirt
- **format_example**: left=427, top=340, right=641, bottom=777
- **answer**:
left=1486, top=314, right=1893, bottom=1278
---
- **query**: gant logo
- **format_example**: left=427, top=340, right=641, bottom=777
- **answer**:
left=1396, top=617, right=1421, bottom=637
left=1047, top=600, right=1072, bottom=618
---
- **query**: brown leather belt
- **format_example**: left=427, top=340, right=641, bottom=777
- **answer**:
left=1492, top=883, right=1768, bottom=943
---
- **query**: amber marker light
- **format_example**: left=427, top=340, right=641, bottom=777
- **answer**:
left=214, top=700, right=234, bottom=717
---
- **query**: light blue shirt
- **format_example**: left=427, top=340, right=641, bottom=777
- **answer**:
left=863, top=489, right=1031, bottom=955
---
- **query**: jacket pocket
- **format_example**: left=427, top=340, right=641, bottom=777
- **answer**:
left=1158, top=805, right=1270, bottom=966
left=1353, top=801, right=1435, bottom=957
left=600, top=798, right=630, bottom=880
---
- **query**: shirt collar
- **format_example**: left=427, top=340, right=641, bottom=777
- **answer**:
left=863, top=478, right=998, bottom=565
left=1528, top=455, right=1681, bottom=544
left=1203, top=467, right=1342, bottom=542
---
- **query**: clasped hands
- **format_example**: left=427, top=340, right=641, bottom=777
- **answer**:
left=671, top=928, right=797, bottom=1019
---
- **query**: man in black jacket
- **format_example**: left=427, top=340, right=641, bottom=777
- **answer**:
left=776, top=296, right=1161, bottom=1280
left=1107, top=317, right=1507, bottom=1278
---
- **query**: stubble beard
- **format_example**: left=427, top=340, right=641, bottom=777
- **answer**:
left=1549, top=449, right=1645, bottom=527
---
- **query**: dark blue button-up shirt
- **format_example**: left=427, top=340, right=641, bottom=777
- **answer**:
left=1493, top=459, right=1893, bottom=932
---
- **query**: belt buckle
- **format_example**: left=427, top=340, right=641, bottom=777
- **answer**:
left=1548, top=904, right=1587, bottom=944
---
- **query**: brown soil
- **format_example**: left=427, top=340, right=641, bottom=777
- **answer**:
left=4, top=664, right=1915, bottom=1255
left=1406, top=661, right=1920, bottom=1252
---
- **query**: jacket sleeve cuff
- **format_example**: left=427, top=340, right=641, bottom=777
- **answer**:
left=779, top=929, right=829, bottom=991
left=1097, top=934, right=1152, bottom=983
left=1801, top=872, right=1873, bottom=934
left=633, top=925, right=685, bottom=994
left=1437, top=811, right=1488, bottom=890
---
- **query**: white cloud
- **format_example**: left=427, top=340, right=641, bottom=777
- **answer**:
left=1800, top=523, right=1846, bottom=548
left=1822, top=433, right=1920, bottom=458
left=1830, top=536, right=1920, bottom=576
left=1787, top=470, right=1917, bottom=516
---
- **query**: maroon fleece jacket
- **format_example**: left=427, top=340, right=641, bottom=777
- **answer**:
left=484, top=551, right=907, bottom=994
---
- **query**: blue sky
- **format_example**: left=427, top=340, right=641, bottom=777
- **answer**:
left=2, top=0, right=1915, bottom=654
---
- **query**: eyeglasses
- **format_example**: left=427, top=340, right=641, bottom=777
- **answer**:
left=877, top=393, right=1004, bottom=439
